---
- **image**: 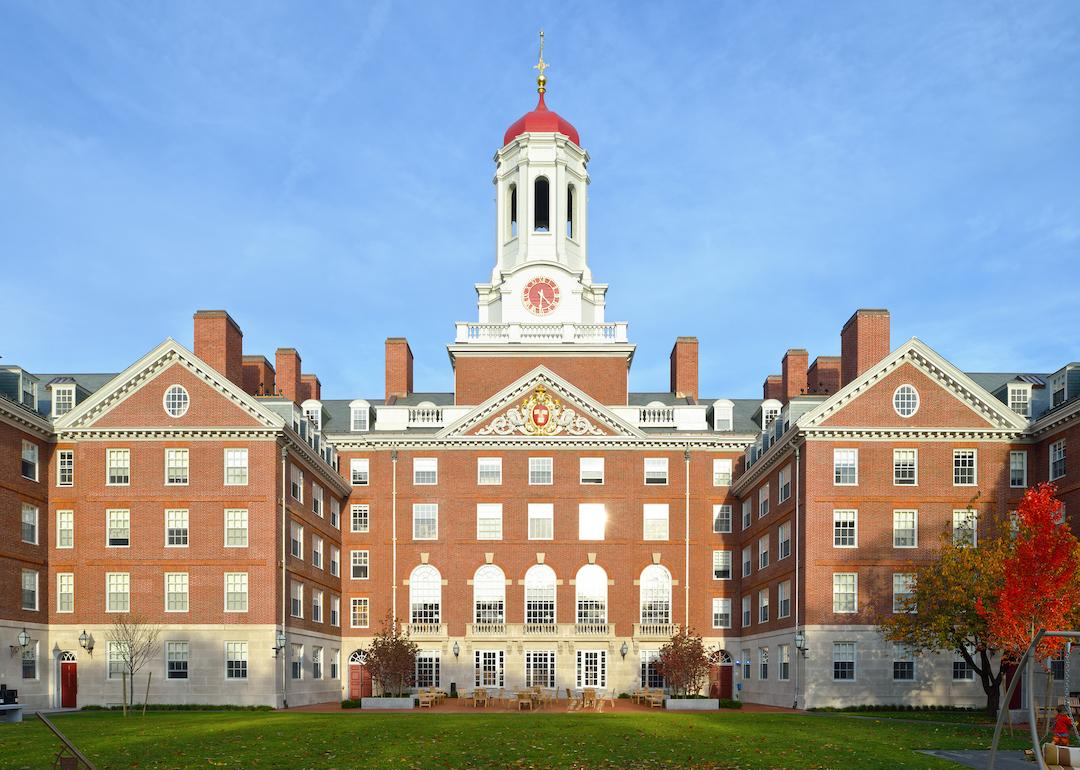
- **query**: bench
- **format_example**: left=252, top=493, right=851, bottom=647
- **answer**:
left=0, top=703, right=23, bottom=723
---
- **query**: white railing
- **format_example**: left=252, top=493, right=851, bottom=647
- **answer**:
left=455, top=322, right=628, bottom=344
left=634, top=623, right=678, bottom=639
left=407, top=407, right=443, bottom=426
left=467, top=622, right=507, bottom=636
left=405, top=623, right=446, bottom=638
left=574, top=622, right=612, bottom=637
left=638, top=407, right=676, bottom=426
left=522, top=623, right=559, bottom=636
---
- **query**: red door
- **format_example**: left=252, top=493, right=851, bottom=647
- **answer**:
left=349, top=664, right=372, bottom=699
left=709, top=665, right=733, bottom=700
left=61, top=661, right=78, bottom=708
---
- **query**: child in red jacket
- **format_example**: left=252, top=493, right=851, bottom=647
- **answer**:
left=1054, top=704, right=1075, bottom=747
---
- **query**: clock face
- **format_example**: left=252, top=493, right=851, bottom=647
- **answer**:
left=522, top=277, right=560, bottom=316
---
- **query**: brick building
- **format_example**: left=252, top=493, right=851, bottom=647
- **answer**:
left=1, top=73, right=1077, bottom=711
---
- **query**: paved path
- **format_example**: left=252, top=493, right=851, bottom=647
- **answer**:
left=919, top=749, right=1031, bottom=769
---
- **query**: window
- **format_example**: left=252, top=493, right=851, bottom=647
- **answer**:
left=477, top=457, right=502, bottom=485
left=833, top=510, right=857, bottom=548
left=312, top=591, right=323, bottom=623
left=107, top=509, right=130, bottom=547
left=1010, top=451, right=1028, bottom=488
left=833, top=573, right=857, bottom=613
left=330, top=499, right=340, bottom=529
left=165, top=448, right=189, bottom=485
left=224, top=448, right=248, bottom=485
left=409, top=565, right=441, bottom=625
left=833, top=449, right=857, bottom=485
left=21, top=569, right=38, bottom=611
left=893, top=449, right=917, bottom=485
left=644, top=458, right=668, bottom=485
left=226, top=642, right=248, bottom=679
left=741, top=648, right=751, bottom=679
left=742, top=546, right=752, bottom=578
left=575, top=564, right=608, bottom=625
left=412, top=503, right=438, bottom=540
left=107, top=448, right=130, bottom=485
left=291, top=644, right=303, bottom=680
left=225, top=572, right=248, bottom=612
left=566, top=184, right=575, bottom=238
left=290, top=521, right=303, bottom=558
left=57, top=573, right=74, bottom=613
left=290, top=465, right=303, bottom=502
left=643, top=504, right=669, bottom=540
left=290, top=582, right=304, bottom=618
left=712, top=505, right=732, bottom=534
left=953, top=651, right=974, bottom=681
left=578, top=503, right=606, bottom=540
left=166, top=641, right=189, bottom=679
left=350, top=458, right=369, bottom=486
left=526, top=650, right=556, bottom=688
left=758, top=484, right=770, bottom=518
left=758, top=589, right=769, bottom=623
left=1050, top=440, right=1067, bottom=481
left=108, top=641, right=129, bottom=679
left=713, top=458, right=732, bottom=486
left=22, top=641, right=37, bottom=680
left=330, top=546, right=340, bottom=577
left=351, top=597, right=370, bottom=628
left=742, top=596, right=751, bottom=628
left=165, top=573, right=189, bottom=612
left=893, top=573, right=916, bottom=613
left=758, top=647, right=769, bottom=680
left=351, top=550, right=369, bottom=580
left=525, top=565, right=556, bottom=625
left=330, top=595, right=340, bottom=626
left=533, top=176, right=550, bottom=232
left=331, top=649, right=340, bottom=680
left=163, top=384, right=190, bottom=417
left=21, top=504, right=37, bottom=544
left=758, top=534, right=770, bottom=569
left=21, top=440, right=39, bottom=481
left=476, top=503, right=503, bottom=540
left=56, top=510, right=74, bottom=548
left=312, top=535, right=323, bottom=569
left=778, top=644, right=791, bottom=681
left=413, top=458, right=437, bottom=485
left=639, top=565, right=671, bottom=626
left=508, top=183, right=518, bottom=238
left=712, top=598, right=731, bottom=629
left=351, top=404, right=369, bottom=431
left=778, top=580, right=791, bottom=618
left=893, top=643, right=915, bottom=681
left=1008, top=385, right=1031, bottom=417
left=529, top=457, right=553, bottom=485
left=575, top=649, right=607, bottom=688
left=762, top=404, right=780, bottom=431
left=57, top=449, right=74, bottom=486
left=106, top=572, right=130, bottom=612
left=416, top=651, right=441, bottom=688
left=640, top=650, right=664, bottom=689
left=476, top=649, right=506, bottom=688
left=893, top=510, right=918, bottom=548
left=892, top=384, right=919, bottom=417
left=953, top=449, right=977, bottom=486
left=580, top=457, right=604, bottom=484
left=742, top=499, right=752, bottom=530
left=712, top=550, right=732, bottom=580
left=778, top=521, right=791, bottom=560
left=953, top=509, right=978, bottom=547
left=225, top=508, right=248, bottom=547
left=312, top=484, right=323, bottom=516
left=351, top=504, right=369, bottom=533
left=473, top=564, right=506, bottom=625
left=833, top=642, right=856, bottom=681
left=778, top=465, right=791, bottom=502
left=165, top=509, right=188, bottom=547
left=53, top=385, right=75, bottom=417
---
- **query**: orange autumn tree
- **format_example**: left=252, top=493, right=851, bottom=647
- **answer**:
left=977, top=484, right=1080, bottom=665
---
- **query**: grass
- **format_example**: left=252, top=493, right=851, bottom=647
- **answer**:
left=0, top=710, right=1029, bottom=769
left=822, top=709, right=1002, bottom=725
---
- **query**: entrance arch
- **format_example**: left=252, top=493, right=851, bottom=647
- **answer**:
left=348, top=650, right=372, bottom=700
left=59, top=651, right=78, bottom=708
left=710, top=649, right=733, bottom=700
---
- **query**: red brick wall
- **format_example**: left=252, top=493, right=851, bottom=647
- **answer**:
left=0, top=421, right=49, bottom=624
left=193, top=310, right=243, bottom=387
left=385, top=339, right=413, bottom=401
left=275, top=349, right=302, bottom=404
left=840, top=309, right=890, bottom=387
left=782, top=349, right=809, bottom=403
left=454, top=356, right=629, bottom=405
left=241, top=356, right=275, bottom=397
left=807, top=356, right=841, bottom=395
left=763, top=375, right=783, bottom=402
left=670, top=337, right=699, bottom=401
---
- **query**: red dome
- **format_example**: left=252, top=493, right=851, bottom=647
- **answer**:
left=503, top=92, right=580, bottom=147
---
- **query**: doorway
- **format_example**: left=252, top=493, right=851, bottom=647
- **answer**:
left=348, top=650, right=372, bottom=699
left=710, top=651, right=733, bottom=700
left=59, top=651, right=78, bottom=708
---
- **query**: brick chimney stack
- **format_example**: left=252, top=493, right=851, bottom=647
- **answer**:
left=781, top=348, right=809, bottom=403
left=241, top=355, right=275, bottom=397
left=669, top=337, right=699, bottom=401
left=807, top=356, right=841, bottom=395
left=840, top=309, right=891, bottom=387
left=193, top=310, right=243, bottom=387
left=275, top=348, right=303, bottom=403
left=385, top=338, right=414, bottom=402
left=763, top=375, right=783, bottom=402
left=300, top=374, right=321, bottom=402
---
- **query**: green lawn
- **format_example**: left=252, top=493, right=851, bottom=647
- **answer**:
left=0, top=710, right=1028, bottom=769
left=814, top=709, right=1002, bottom=725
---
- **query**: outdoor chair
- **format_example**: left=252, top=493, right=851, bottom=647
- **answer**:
left=517, top=692, right=534, bottom=711
left=582, top=688, right=597, bottom=710
left=418, top=691, right=434, bottom=708
left=472, top=688, right=488, bottom=708
left=648, top=689, right=665, bottom=709
left=565, top=687, right=579, bottom=711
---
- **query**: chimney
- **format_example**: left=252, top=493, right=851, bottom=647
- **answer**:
left=763, top=375, right=783, bottom=402
left=807, top=356, right=841, bottom=395
left=275, top=348, right=303, bottom=403
left=840, top=309, right=891, bottom=387
left=193, top=310, right=243, bottom=387
left=300, top=374, right=322, bottom=402
left=669, top=337, right=699, bottom=401
left=385, top=338, right=414, bottom=401
left=781, top=349, right=809, bottom=403
left=241, top=355, right=275, bottom=397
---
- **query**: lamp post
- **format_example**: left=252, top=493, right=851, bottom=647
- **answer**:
left=9, top=628, right=30, bottom=657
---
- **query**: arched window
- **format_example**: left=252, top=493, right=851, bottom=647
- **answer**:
left=509, top=184, right=518, bottom=238
left=575, top=564, right=607, bottom=626
left=473, top=564, right=505, bottom=625
left=348, top=649, right=367, bottom=665
left=639, top=565, right=672, bottom=625
left=534, top=176, right=550, bottom=232
left=409, top=565, right=441, bottom=626
left=566, top=184, right=575, bottom=238
left=524, top=564, right=556, bottom=626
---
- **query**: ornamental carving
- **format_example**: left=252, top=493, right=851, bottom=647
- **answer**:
left=477, top=386, right=605, bottom=437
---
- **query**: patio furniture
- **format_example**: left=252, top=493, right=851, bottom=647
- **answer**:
left=597, top=690, right=617, bottom=712
left=471, top=688, right=488, bottom=708
left=418, top=690, right=435, bottom=708
left=517, top=692, right=534, bottom=711
left=565, top=687, right=579, bottom=711
left=582, top=688, right=597, bottom=710
left=648, top=689, right=665, bottom=709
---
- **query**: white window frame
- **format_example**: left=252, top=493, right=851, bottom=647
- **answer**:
left=106, top=448, right=130, bottom=486
left=892, top=572, right=916, bottom=613
left=56, top=509, right=74, bottom=549
left=758, top=483, right=770, bottom=518
left=832, top=641, right=857, bottom=681
left=21, top=569, right=39, bottom=611
left=164, top=572, right=189, bottom=613
left=778, top=520, right=791, bottom=560
left=778, top=465, right=791, bottom=503
left=105, top=572, right=130, bottom=613
left=643, top=503, right=669, bottom=541
left=477, top=457, right=502, bottom=486
left=224, top=448, right=249, bottom=485
left=711, top=597, right=731, bottom=629
left=21, top=440, right=39, bottom=481
left=224, top=572, right=249, bottom=613
left=953, top=508, right=978, bottom=547
left=225, top=641, right=248, bottom=680
left=712, top=550, right=732, bottom=581
left=476, top=503, right=504, bottom=540
left=106, top=508, right=130, bottom=548
left=56, top=449, right=74, bottom=487
left=758, top=534, right=770, bottom=569
left=893, top=448, right=918, bottom=486
left=953, top=449, right=977, bottom=486
left=758, top=589, right=769, bottom=623
left=742, top=545, right=752, bottom=578
left=712, top=504, right=732, bottom=534
left=578, top=503, right=606, bottom=541
left=528, top=503, right=554, bottom=541
left=529, top=457, right=553, bottom=485
left=833, top=509, right=858, bottom=548
left=579, top=457, right=605, bottom=485
left=892, top=509, right=918, bottom=548
left=892, top=384, right=920, bottom=418
left=778, top=580, right=791, bottom=619
left=832, top=572, right=858, bottom=614
left=330, top=545, right=340, bottom=577
left=52, top=384, right=75, bottom=417
left=741, top=499, right=752, bottom=530
left=165, top=508, right=189, bottom=548
left=350, top=458, right=370, bottom=486
left=833, top=448, right=858, bottom=486
left=741, top=596, right=751, bottom=628
left=644, top=457, right=668, bottom=485
left=412, top=503, right=438, bottom=540
left=1008, top=384, right=1031, bottom=417
left=1050, top=440, right=1066, bottom=481
left=164, top=448, right=189, bottom=486
left=712, top=458, right=732, bottom=487
left=351, top=504, right=370, bottom=533
left=413, top=457, right=438, bottom=485
left=351, top=597, right=370, bottom=629
left=224, top=508, right=249, bottom=547
left=56, top=572, right=74, bottom=613
left=21, top=503, right=38, bottom=545
left=351, top=550, right=370, bottom=580
left=1010, top=450, right=1028, bottom=488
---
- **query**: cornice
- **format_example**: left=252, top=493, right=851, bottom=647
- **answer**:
left=1028, top=398, right=1080, bottom=438
left=281, top=427, right=352, bottom=498
left=802, top=427, right=1026, bottom=442
left=731, top=431, right=801, bottom=495
left=0, top=400, right=53, bottom=439
left=55, top=427, right=282, bottom=441
left=325, top=434, right=755, bottom=452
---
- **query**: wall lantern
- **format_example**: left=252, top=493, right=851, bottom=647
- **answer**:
left=274, top=631, right=287, bottom=656
left=452, top=641, right=460, bottom=658
left=620, top=641, right=629, bottom=659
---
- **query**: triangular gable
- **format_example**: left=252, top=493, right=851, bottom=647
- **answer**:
left=56, top=338, right=286, bottom=431
left=798, top=338, right=1030, bottom=432
left=438, top=365, right=645, bottom=439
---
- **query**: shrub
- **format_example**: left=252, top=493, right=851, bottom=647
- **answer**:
left=719, top=699, right=743, bottom=709
left=341, top=699, right=362, bottom=709
left=655, top=628, right=721, bottom=697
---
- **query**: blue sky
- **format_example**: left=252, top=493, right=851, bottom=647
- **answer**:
left=2, top=1, right=1078, bottom=399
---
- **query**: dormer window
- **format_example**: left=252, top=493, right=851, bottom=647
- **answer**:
left=52, top=385, right=75, bottom=417
left=761, top=399, right=782, bottom=432
left=1007, top=384, right=1031, bottom=417
left=302, top=400, right=322, bottom=432
left=534, top=176, right=549, bottom=232
left=712, top=400, right=734, bottom=431
left=350, top=400, right=370, bottom=432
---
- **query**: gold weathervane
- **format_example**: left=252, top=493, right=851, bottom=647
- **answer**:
left=534, top=29, right=548, bottom=93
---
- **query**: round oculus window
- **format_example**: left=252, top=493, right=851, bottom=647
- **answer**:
left=892, top=384, right=919, bottom=418
left=163, top=385, right=190, bottom=418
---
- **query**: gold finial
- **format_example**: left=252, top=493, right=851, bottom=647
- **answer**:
left=533, top=29, right=548, bottom=94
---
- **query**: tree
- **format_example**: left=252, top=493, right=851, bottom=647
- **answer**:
left=654, top=627, right=720, bottom=697
left=108, top=614, right=161, bottom=715
left=879, top=506, right=1013, bottom=715
left=364, top=612, right=418, bottom=697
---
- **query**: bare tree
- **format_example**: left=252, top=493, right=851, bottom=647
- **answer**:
left=108, top=615, right=161, bottom=715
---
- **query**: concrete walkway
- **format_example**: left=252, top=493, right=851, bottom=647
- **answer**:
left=919, top=749, right=1032, bottom=769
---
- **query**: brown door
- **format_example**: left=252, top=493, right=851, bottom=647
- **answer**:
left=349, top=664, right=373, bottom=699
left=61, top=661, right=78, bottom=708
left=709, top=664, right=733, bottom=700
left=718, top=665, right=733, bottom=700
